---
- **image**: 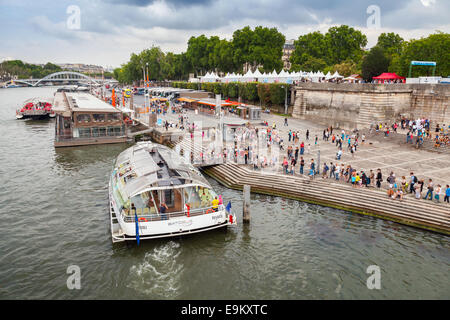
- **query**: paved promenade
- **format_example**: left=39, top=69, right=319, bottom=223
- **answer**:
left=143, top=107, right=450, bottom=192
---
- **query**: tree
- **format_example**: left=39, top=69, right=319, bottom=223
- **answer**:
left=232, top=26, right=285, bottom=72
left=377, top=33, right=404, bottom=56
left=290, top=31, right=327, bottom=69
left=389, top=32, right=450, bottom=77
left=186, top=35, right=210, bottom=76
left=361, top=46, right=389, bottom=81
left=331, top=60, right=359, bottom=77
left=325, top=25, right=367, bottom=65
left=291, top=54, right=327, bottom=72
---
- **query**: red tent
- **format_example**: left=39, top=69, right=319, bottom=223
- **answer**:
left=373, top=73, right=405, bottom=80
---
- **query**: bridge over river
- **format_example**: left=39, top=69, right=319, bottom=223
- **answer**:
left=4, top=71, right=118, bottom=87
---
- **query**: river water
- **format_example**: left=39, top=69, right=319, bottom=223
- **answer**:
left=0, top=87, right=448, bottom=299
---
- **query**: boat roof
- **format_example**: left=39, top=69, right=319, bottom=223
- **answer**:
left=53, top=92, right=121, bottom=115
left=114, top=141, right=212, bottom=198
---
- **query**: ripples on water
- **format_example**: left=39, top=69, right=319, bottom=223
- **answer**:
left=0, top=87, right=449, bottom=300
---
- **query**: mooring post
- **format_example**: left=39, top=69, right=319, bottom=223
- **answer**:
left=243, top=185, right=251, bottom=223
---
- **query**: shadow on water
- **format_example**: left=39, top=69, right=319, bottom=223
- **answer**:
left=53, top=143, right=131, bottom=171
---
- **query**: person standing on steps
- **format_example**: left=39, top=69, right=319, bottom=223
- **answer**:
left=309, top=159, right=315, bottom=180
left=299, top=157, right=305, bottom=175
left=376, top=169, right=382, bottom=188
left=300, top=141, right=305, bottom=155
left=434, top=185, right=441, bottom=203
left=322, top=162, right=329, bottom=179
left=284, top=118, right=288, bottom=126
left=306, top=129, right=309, bottom=140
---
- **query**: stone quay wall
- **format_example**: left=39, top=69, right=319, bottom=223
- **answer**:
left=291, top=83, right=450, bottom=130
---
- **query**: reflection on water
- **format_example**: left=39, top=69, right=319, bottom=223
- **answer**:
left=54, top=144, right=130, bottom=171
left=0, top=87, right=449, bottom=300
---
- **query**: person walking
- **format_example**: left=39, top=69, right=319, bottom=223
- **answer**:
left=306, top=130, right=309, bottom=140
left=444, top=184, right=450, bottom=203
left=424, top=179, right=434, bottom=200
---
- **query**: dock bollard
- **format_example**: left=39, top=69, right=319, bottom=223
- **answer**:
left=243, top=185, right=251, bottom=223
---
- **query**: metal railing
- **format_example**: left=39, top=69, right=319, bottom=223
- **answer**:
left=122, top=204, right=225, bottom=223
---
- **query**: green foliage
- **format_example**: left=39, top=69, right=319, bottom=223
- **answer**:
left=269, top=84, right=288, bottom=105
left=243, top=82, right=258, bottom=101
left=361, top=46, right=390, bottom=81
left=330, top=60, right=360, bottom=77
left=231, top=26, right=285, bottom=72
left=257, top=83, right=271, bottom=105
left=290, top=26, right=367, bottom=71
left=212, top=82, right=222, bottom=94
left=389, top=32, right=450, bottom=77
left=227, top=83, right=238, bottom=98
left=377, top=32, right=404, bottom=56
left=0, top=60, right=62, bottom=79
left=114, top=28, right=448, bottom=84
left=168, top=81, right=288, bottom=106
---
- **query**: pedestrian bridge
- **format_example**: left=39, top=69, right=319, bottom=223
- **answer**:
left=5, top=71, right=118, bottom=87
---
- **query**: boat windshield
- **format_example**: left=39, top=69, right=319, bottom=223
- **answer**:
left=123, top=186, right=218, bottom=216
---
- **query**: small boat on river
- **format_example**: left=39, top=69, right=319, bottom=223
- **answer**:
left=109, top=141, right=236, bottom=243
left=16, top=97, right=55, bottom=119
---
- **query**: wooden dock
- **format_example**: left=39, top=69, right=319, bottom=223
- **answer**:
left=202, top=163, right=450, bottom=236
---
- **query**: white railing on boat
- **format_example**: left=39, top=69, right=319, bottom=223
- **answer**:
left=122, top=204, right=225, bottom=223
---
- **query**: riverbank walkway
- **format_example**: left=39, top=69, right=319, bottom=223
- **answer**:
left=129, top=98, right=449, bottom=235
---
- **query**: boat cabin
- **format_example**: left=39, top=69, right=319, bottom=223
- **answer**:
left=111, top=142, right=219, bottom=221
left=53, top=91, right=126, bottom=147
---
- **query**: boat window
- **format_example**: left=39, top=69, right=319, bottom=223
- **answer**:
left=77, top=114, right=91, bottom=123
left=92, top=114, right=106, bottom=122
left=107, top=113, right=120, bottom=122
left=128, top=192, right=158, bottom=216
left=183, top=186, right=215, bottom=210
left=108, top=126, right=116, bottom=136
left=78, top=128, right=91, bottom=138
left=164, top=189, right=174, bottom=207
left=113, top=126, right=122, bottom=136
left=98, top=127, right=107, bottom=136
left=92, top=127, right=99, bottom=137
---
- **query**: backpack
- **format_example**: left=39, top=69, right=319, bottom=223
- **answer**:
left=413, top=176, right=418, bottom=183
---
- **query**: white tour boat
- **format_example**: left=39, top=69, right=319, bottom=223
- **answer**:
left=109, top=141, right=236, bottom=243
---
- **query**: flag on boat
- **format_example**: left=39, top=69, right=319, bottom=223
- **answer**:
left=135, top=211, right=140, bottom=245
left=226, top=201, right=231, bottom=213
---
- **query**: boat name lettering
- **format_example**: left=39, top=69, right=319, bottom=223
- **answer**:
left=168, top=220, right=193, bottom=227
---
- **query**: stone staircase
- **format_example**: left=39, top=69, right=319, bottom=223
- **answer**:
left=357, top=93, right=392, bottom=129
left=202, top=163, right=450, bottom=235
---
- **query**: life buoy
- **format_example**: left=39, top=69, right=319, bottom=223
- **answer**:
left=138, top=217, right=148, bottom=222
left=206, top=209, right=213, bottom=214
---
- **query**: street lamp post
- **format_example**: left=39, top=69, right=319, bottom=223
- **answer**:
left=281, top=85, right=288, bottom=115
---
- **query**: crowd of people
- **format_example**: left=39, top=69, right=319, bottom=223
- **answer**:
left=278, top=122, right=449, bottom=204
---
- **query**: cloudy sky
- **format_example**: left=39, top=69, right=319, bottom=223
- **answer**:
left=1, top=0, right=448, bottom=68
